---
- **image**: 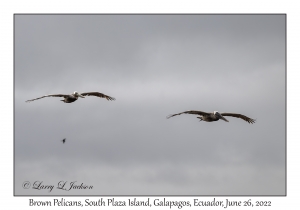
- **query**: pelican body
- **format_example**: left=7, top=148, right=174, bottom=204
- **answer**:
left=196, top=111, right=229, bottom=122
left=26, top=91, right=115, bottom=103
left=60, top=92, right=85, bottom=103
left=167, top=110, right=255, bottom=124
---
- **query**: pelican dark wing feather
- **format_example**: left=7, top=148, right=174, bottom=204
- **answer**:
left=26, top=94, right=69, bottom=102
left=166, top=110, right=210, bottom=119
left=81, top=92, right=115, bottom=101
left=221, top=113, right=255, bottom=124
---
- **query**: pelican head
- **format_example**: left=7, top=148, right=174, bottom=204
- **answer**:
left=214, top=111, right=229, bottom=122
left=73, top=91, right=85, bottom=98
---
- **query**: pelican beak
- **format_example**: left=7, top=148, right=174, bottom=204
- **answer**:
left=217, top=113, right=229, bottom=122
left=220, top=115, right=229, bottom=122
left=78, top=93, right=85, bottom=98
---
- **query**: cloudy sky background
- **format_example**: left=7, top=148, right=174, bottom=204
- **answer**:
left=14, top=14, right=285, bottom=195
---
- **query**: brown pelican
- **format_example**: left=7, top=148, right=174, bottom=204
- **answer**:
left=167, top=110, right=255, bottom=124
left=26, top=91, right=115, bottom=103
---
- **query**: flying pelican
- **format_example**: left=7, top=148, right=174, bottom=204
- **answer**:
left=166, top=110, right=255, bottom=124
left=26, top=91, right=115, bottom=103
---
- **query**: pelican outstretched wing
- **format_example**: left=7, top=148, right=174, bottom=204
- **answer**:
left=26, top=94, right=68, bottom=102
left=81, top=92, right=115, bottom=101
left=221, top=113, right=255, bottom=124
left=167, top=110, right=210, bottom=119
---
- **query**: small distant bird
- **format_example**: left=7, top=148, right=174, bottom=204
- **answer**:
left=26, top=91, right=115, bottom=103
left=167, top=110, right=255, bottom=124
left=61, top=138, right=66, bottom=144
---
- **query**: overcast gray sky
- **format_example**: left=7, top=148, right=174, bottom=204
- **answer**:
left=15, top=14, right=285, bottom=195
